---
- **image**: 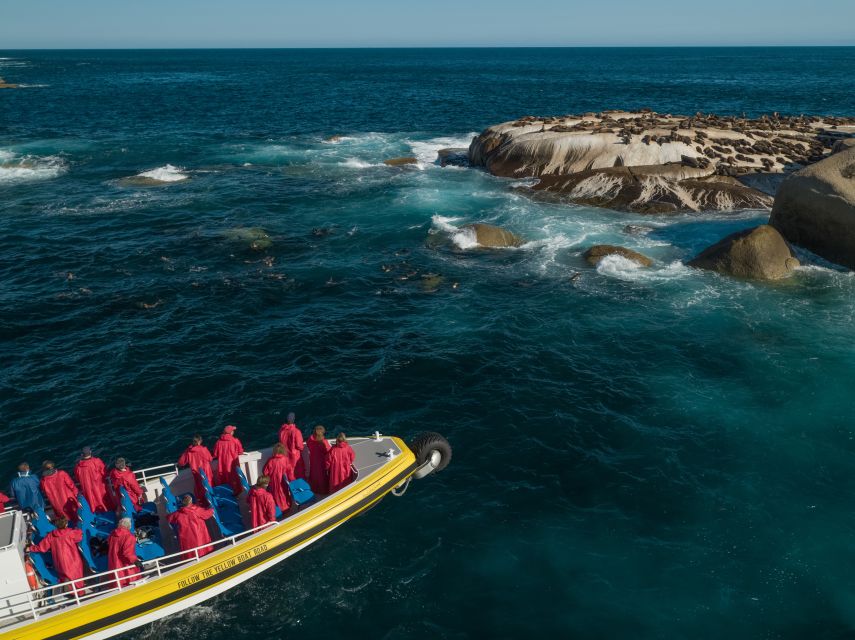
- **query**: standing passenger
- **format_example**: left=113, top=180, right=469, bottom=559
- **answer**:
left=108, top=458, right=145, bottom=512
left=0, top=490, right=9, bottom=512
left=107, top=517, right=141, bottom=588
left=327, top=433, right=356, bottom=494
left=306, top=425, right=331, bottom=494
left=73, top=447, right=112, bottom=513
left=9, top=462, right=45, bottom=511
left=212, top=425, right=244, bottom=495
left=167, top=495, right=215, bottom=560
left=177, top=435, right=214, bottom=503
left=262, top=444, right=292, bottom=513
left=247, top=476, right=277, bottom=529
left=27, top=516, right=85, bottom=594
left=40, top=461, right=80, bottom=524
left=278, top=413, right=306, bottom=480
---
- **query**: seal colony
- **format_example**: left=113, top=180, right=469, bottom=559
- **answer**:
left=467, top=110, right=855, bottom=213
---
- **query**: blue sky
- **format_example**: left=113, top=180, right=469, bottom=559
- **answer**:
left=2, top=0, right=854, bottom=48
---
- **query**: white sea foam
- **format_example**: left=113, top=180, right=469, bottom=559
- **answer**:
left=430, top=214, right=463, bottom=233
left=136, top=164, right=189, bottom=182
left=596, top=256, right=690, bottom=282
left=340, top=157, right=381, bottom=169
left=0, top=151, right=67, bottom=185
left=407, top=133, right=477, bottom=166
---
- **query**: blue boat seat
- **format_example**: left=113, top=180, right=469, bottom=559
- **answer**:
left=235, top=467, right=252, bottom=494
left=288, top=479, right=314, bottom=507
left=78, top=529, right=100, bottom=573
left=118, top=488, right=137, bottom=532
left=199, top=470, right=238, bottom=506
left=31, top=508, right=56, bottom=542
left=159, top=477, right=179, bottom=513
left=29, top=552, right=59, bottom=585
left=77, top=495, right=95, bottom=529
left=136, top=539, right=165, bottom=562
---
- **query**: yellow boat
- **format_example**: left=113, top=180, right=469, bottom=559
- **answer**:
left=0, top=432, right=451, bottom=639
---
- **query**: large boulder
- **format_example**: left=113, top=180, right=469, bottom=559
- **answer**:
left=770, top=147, right=855, bottom=269
left=462, top=223, right=524, bottom=248
left=583, top=245, right=653, bottom=267
left=468, top=110, right=855, bottom=213
left=688, top=224, right=799, bottom=280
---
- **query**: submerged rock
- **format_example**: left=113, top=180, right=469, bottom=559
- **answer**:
left=688, top=224, right=799, bottom=280
left=468, top=110, right=855, bottom=212
left=770, top=146, right=855, bottom=269
left=324, top=134, right=343, bottom=142
left=461, top=223, right=524, bottom=248
left=583, top=245, right=653, bottom=267
left=223, top=227, right=273, bottom=251
left=0, top=77, right=18, bottom=89
left=383, top=157, right=418, bottom=167
left=437, top=148, right=469, bottom=167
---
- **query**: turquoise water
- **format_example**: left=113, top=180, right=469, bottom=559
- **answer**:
left=3, top=48, right=855, bottom=638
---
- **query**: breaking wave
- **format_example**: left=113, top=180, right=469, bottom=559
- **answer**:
left=0, top=150, right=67, bottom=185
left=135, top=164, right=189, bottom=182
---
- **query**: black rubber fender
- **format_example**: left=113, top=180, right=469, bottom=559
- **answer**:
left=408, top=432, right=452, bottom=475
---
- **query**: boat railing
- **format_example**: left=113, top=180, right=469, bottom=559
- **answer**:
left=133, top=462, right=178, bottom=486
left=0, top=519, right=279, bottom=628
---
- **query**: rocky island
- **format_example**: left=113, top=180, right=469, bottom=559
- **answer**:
left=467, top=110, right=855, bottom=213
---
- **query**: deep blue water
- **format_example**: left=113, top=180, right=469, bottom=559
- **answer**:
left=2, top=48, right=855, bottom=639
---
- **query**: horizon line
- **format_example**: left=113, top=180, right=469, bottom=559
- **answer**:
left=2, top=44, right=854, bottom=51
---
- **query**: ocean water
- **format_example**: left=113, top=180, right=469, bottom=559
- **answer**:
left=2, top=48, right=855, bottom=639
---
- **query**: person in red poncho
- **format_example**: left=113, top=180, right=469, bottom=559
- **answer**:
left=262, top=444, right=292, bottom=513
left=306, top=425, right=331, bottom=494
left=28, top=516, right=85, bottom=593
left=212, top=425, right=244, bottom=495
left=0, top=491, right=9, bottom=512
left=40, top=461, right=79, bottom=524
left=108, top=458, right=144, bottom=512
left=167, top=495, right=215, bottom=560
left=73, top=447, right=112, bottom=513
left=247, top=476, right=276, bottom=529
left=277, top=412, right=305, bottom=481
left=327, top=433, right=356, bottom=494
left=177, top=434, right=214, bottom=503
left=108, top=517, right=141, bottom=588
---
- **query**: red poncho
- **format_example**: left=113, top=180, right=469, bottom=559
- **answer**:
left=327, top=442, right=356, bottom=494
left=212, top=434, right=244, bottom=492
left=40, top=470, right=79, bottom=523
left=262, top=454, right=292, bottom=512
left=0, top=491, right=9, bottom=512
left=109, top=467, right=144, bottom=512
left=167, top=504, right=214, bottom=560
left=278, top=423, right=306, bottom=480
left=178, top=444, right=214, bottom=502
left=247, top=487, right=276, bottom=529
left=107, top=526, right=140, bottom=588
left=307, top=437, right=331, bottom=494
left=74, top=457, right=112, bottom=513
left=29, top=528, right=85, bottom=591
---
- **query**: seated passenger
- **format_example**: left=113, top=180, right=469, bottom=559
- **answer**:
left=27, top=516, right=85, bottom=594
left=327, top=433, right=356, bottom=494
left=74, top=446, right=113, bottom=513
left=108, top=458, right=145, bottom=512
left=0, top=490, right=8, bottom=512
left=40, top=461, right=80, bottom=524
left=10, top=462, right=45, bottom=511
left=247, top=476, right=277, bottom=529
left=167, top=495, right=215, bottom=560
left=306, top=425, right=331, bottom=495
left=262, top=444, right=292, bottom=513
left=212, top=425, right=244, bottom=495
left=177, top=434, right=214, bottom=504
left=278, top=412, right=306, bottom=480
left=108, top=517, right=141, bottom=588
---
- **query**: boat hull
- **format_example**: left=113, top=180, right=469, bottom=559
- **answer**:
left=2, top=438, right=416, bottom=640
